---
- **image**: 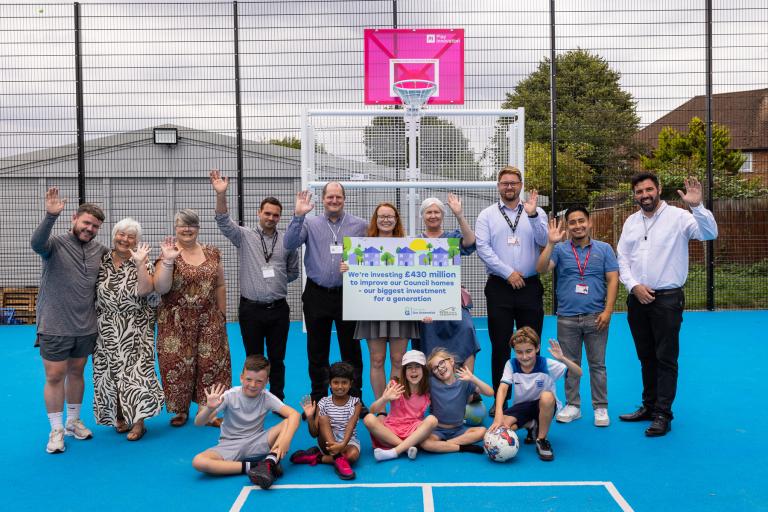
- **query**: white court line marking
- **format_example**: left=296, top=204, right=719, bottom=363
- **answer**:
left=230, top=481, right=634, bottom=512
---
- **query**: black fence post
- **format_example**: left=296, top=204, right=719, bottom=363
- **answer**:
left=705, top=0, right=715, bottom=310
left=233, top=1, right=245, bottom=226
left=74, top=2, right=85, bottom=204
left=549, top=0, right=558, bottom=314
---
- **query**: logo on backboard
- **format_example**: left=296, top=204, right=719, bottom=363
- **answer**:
left=426, top=34, right=436, bottom=43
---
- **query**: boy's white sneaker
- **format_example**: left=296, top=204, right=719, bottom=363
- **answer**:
left=555, top=405, right=581, bottom=423
left=46, top=428, right=66, bottom=454
left=64, top=419, right=93, bottom=440
left=594, top=408, right=610, bottom=427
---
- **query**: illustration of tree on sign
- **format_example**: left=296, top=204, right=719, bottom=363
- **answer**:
left=447, top=238, right=461, bottom=264
left=426, top=242, right=434, bottom=264
left=380, top=246, right=395, bottom=266
left=342, top=237, right=352, bottom=262
left=353, top=244, right=365, bottom=265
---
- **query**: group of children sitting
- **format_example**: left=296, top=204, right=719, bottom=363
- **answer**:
left=192, top=326, right=581, bottom=489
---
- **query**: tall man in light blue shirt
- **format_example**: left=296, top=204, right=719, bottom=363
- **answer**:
left=536, top=206, right=619, bottom=427
left=476, top=166, right=548, bottom=413
left=284, top=183, right=367, bottom=403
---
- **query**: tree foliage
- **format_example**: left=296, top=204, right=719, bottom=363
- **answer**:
left=502, top=49, right=640, bottom=180
left=641, top=117, right=765, bottom=199
left=524, top=142, right=595, bottom=207
left=363, top=115, right=483, bottom=180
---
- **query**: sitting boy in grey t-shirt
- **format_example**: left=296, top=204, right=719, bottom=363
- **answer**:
left=192, top=355, right=300, bottom=489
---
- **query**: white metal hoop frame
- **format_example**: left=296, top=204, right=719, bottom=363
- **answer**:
left=392, top=79, right=437, bottom=111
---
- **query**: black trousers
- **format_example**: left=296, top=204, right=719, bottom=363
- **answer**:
left=238, top=297, right=291, bottom=400
left=485, top=274, right=544, bottom=398
left=302, top=279, right=363, bottom=403
left=626, top=288, right=684, bottom=420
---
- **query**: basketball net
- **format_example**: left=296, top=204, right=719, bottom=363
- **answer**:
left=392, top=79, right=437, bottom=113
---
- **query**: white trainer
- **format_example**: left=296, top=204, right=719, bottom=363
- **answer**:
left=46, top=428, right=66, bottom=454
left=555, top=405, right=581, bottom=423
left=594, top=408, right=610, bottom=427
left=407, top=446, right=418, bottom=460
left=65, top=419, right=93, bottom=440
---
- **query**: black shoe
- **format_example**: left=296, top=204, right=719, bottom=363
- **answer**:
left=645, top=416, right=671, bottom=437
left=535, top=438, right=554, bottom=461
left=523, top=420, right=538, bottom=445
left=248, top=459, right=282, bottom=489
left=619, top=406, right=654, bottom=422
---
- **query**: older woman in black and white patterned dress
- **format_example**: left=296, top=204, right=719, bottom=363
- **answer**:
left=93, top=218, right=164, bottom=441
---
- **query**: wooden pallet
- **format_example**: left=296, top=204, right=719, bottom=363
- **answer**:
left=1, top=287, right=38, bottom=325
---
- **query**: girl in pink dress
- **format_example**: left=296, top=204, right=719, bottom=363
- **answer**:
left=362, top=350, right=438, bottom=461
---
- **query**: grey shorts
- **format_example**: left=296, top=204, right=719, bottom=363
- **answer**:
left=38, top=333, right=97, bottom=362
left=211, top=430, right=271, bottom=461
left=433, top=423, right=469, bottom=441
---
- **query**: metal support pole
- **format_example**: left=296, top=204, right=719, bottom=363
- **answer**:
left=705, top=0, right=715, bottom=310
left=233, top=1, right=245, bottom=225
left=549, top=0, right=559, bottom=314
left=405, top=114, right=420, bottom=236
left=74, top=3, right=85, bottom=204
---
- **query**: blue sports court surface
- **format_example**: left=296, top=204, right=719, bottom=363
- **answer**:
left=3, top=311, right=766, bottom=512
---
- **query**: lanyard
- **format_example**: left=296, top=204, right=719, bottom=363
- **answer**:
left=641, top=202, right=666, bottom=240
left=326, top=213, right=346, bottom=245
left=256, top=228, right=278, bottom=264
left=570, top=242, right=592, bottom=280
left=498, top=203, right=523, bottom=234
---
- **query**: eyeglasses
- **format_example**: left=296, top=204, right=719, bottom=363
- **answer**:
left=377, top=215, right=396, bottom=221
left=430, top=358, right=451, bottom=374
left=498, top=180, right=522, bottom=188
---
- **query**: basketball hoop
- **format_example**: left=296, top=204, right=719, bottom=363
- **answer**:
left=392, top=79, right=437, bottom=112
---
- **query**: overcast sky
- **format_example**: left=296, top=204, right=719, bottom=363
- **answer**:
left=1, top=0, right=766, bottom=159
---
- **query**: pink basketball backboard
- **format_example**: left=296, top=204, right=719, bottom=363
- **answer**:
left=364, top=28, right=464, bottom=105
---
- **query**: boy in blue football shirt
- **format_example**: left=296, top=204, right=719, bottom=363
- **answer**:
left=489, top=327, right=582, bottom=461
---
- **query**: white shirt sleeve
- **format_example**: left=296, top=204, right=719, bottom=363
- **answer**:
left=547, top=358, right=568, bottom=381
left=685, top=204, right=718, bottom=241
left=500, top=360, right=514, bottom=385
left=476, top=208, right=514, bottom=279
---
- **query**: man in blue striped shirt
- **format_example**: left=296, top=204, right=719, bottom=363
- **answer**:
left=284, top=183, right=367, bottom=403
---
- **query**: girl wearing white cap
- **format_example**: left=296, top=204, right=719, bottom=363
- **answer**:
left=363, top=350, right=437, bottom=462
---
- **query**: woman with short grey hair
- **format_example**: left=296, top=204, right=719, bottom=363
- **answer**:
left=93, top=217, right=164, bottom=441
left=154, top=209, right=231, bottom=427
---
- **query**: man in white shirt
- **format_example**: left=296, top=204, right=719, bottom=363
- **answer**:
left=617, top=172, right=717, bottom=437
left=476, top=166, right=548, bottom=415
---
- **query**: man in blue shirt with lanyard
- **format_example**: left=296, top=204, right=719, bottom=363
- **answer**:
left=476, top=166, right=548, bottom=414
left=211, top=170, right=299, bottom=401
left=284, top=183, right=367, bottom=404
left=536, top=206, right=619, bottom=427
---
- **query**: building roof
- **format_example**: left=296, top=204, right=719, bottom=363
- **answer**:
left=635, top=88, right=768, bottom=151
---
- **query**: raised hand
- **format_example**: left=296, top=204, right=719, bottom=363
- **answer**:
left=382, top=380, right=404, bottom=402
left=294, top=190, right=315, bottom=216
left=456, top=366, right=474, bottom=382
left=548, top=217, right=566, bottom=245
left=160, top=236, right=180, bottom=262
left=523, top=189, right=539, bottom=216
left=45, top=187, right=67, bottom=215
left=548, top=339, right=565, bottom=361
left=300, top=394, right=316, bottom=418
left=446, top=193, right=463, bottom=216
left=677, top=177, right=702, bottom=207
left=209, top=168, right=229, bottom=194
left=204, top=383, right=227, bottom=408
left=129, top=242, right=151, bottom=265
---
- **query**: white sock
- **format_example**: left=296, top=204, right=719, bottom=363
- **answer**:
left=66, top=403, right=82, bottom=424
left=48, top=411, right=64, bottom=430
left=407, top=446, right=418, bottom=460
left=373, top=448, right=398, bottom=462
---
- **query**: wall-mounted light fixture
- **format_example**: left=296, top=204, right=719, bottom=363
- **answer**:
left=153, top=127, right=178, bottom=145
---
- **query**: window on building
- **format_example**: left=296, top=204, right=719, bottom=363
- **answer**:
left=740, top=152, right=753, bottom=173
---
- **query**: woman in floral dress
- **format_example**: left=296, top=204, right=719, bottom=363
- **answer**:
left=93, top=218, right=164, bottom=441
left=154, top=209, right=231, bottom=427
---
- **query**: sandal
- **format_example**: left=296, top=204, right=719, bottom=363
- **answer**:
left=206, top=417, right=223, bottom=428
left=170, top=413, right=188, bottom=427
left=127, top=424, right=146, bottom=442
left=115, top=420, right=130, bottom=434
